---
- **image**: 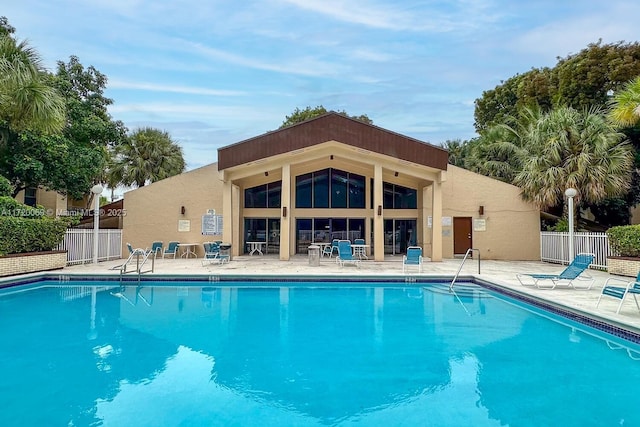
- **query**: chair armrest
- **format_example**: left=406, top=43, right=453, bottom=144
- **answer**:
left=602, top=276, right=633, bottom=289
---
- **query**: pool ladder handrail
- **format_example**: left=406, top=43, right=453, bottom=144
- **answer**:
left=449, top=248, right=480, bottom=291
left=119, top=249, right=155, bottom=284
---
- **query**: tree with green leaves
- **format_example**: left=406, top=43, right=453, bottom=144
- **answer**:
left=514, top=107, right=633, bottom=212
left=1, top=54, right=127, bottom=200
left=474, top=41, right=640, bottom=132
left=279, top=106, right=373, bottom=128
left=108, top=127, right=186, bottom=188
left=0, top=23, right=65, bottom=139
left=609, top=76, right=640, bottom=127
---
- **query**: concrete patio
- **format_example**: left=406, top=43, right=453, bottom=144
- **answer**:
left=55, top=254, right=640, bottom=334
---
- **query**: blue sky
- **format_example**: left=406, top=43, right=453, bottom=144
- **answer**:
left=4, top=0, right=639, bottom=171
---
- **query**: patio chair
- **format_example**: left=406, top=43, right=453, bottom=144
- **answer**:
left=150, top=241, right=163, bottom=258
left=336, top=240, right=360, bottom=268
left=596, top=271, right=640, bottom=314
left=163, top=241, right=180, bottom=259
left=202, top=241, right=227, bottom=266
left=516, top=252, right=595, bottom=289
left=323, top=239, right=339, bottom=258
left=403, top=246, right=423, bottom=273
left=127, top=242, right=150, bottom=256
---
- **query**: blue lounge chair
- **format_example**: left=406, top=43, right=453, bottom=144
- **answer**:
left=596, top=271, right=640, bottom=314
left=202, top=241, right=227, bottom=265
left=336, top=240, right=360, bottom=268
left=516, top=253, right=595, bottom=289
left=150, top=241, right=163, bottom=258
left=163, top=241, right=179, bottom=259
left=323, top=239, right=339, bottom=258
left=127, top=242, right=150, bottom=256
left=403, top=246, right=423, bottom=273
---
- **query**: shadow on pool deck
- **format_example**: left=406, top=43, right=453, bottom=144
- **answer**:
left=51, top=254, right=640, bottom=333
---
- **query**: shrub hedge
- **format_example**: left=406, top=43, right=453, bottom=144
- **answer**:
left=606, top=225, right=640, bottom=257
left=0, top=196, right=71, bottom=256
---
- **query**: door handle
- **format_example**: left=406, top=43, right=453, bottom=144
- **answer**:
left=468, top=234, right=471, bottom=239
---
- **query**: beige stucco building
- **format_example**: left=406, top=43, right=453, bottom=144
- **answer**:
left=123, top=113, right=540, bottom=261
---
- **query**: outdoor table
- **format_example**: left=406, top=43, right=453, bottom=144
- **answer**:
left=247, top=241, right=266, bottom=256
left=178, top=243, right=198, bottom=258
left=351, top=244, right=369, bottom=259
left=315, top=242, right=332, bottom=256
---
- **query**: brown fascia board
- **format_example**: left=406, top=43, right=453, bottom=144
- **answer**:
left=217, top=112, right=448, bottom=171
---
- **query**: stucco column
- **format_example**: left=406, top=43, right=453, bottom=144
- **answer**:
left=431, top=173, right=444, bottom=262
left=280, top=164, right=291, bottom=260
left=373, top=164, right=384, bottom=261
left=222, top=178, right=233, bottom=254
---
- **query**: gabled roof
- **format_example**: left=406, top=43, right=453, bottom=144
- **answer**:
left=217, top=112, right=448, bottom=171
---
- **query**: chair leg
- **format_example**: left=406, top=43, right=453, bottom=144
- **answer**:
left=616, top=294, right=628, bottom=314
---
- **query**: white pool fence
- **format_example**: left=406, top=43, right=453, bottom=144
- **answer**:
left=56, top=229, right=611, bottom=268
left=57, top=229, right=123, bottom=265
left=540, top=231, right=611, bottom=269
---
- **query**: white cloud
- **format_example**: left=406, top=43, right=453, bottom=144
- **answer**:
left=108, top=80, right=247, bottom=97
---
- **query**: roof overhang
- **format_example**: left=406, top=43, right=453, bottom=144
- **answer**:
left=217, top=112, right=448, bottom=172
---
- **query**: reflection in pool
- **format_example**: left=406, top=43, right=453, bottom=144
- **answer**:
left=0, top=282, right=639, bottom=426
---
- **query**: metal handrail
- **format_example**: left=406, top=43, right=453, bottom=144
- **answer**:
left=119, top=248, right=155, bottom=284
left=449, top=248, right=480, bottom=291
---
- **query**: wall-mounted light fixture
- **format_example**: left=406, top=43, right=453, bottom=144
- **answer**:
left=282, top=206, right=287, bottom=218
left=479, top=205, right=484, bottom=216
left=181, top=206, right=186, bottom=215
left=394, top=171, right=399, bottom=177
left=264, top=171, right=269, bottom=177
left=377, top=205, right=382, bottom=216
left=330, top=155, right=334, bottom=160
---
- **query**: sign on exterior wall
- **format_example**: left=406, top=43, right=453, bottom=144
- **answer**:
left=473, top=219, right=487, bottom=232
left=178, top=220, right=191, bottom=232
left=202, top=214, right=223, bottom=235
left=427, top=216, right=453, bottom=228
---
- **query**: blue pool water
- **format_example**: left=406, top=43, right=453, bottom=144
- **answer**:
left=1, top=280, right=639, bottom=426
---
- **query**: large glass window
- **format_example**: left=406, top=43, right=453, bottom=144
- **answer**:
left=331, top=169, right=348, bottom=208
left=383, top=183, right=417, bottom=209
left=268, top=181, right=282, bottom=208
left=295, top=217, right=366, bottom=253
left=296, top=173, right=312, bottom=208
left=348, top=174, right=365, bottom=208
left=314, top=169, right=329, bottom=208
left=244, top=218, right=280, bottom=254
left=245, top=181, right=281, bottom=208
left=295, top=168, right=365, bottom=209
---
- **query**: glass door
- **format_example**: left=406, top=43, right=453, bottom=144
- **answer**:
left=384, top=219, right=417, bottom=255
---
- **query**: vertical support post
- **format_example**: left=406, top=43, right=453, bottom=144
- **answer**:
left=280, top=164, right=291, bottom=260
left=565, top=188, right=577, bottom=262
left=91, top=184, right=103, bottom=264
left=373, top=165, right=384, bottom=261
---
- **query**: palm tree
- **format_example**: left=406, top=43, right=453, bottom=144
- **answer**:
left=608, top=76, right=640, bottom=127
left=514, top=106, right=633, bottom=211
left=109, top=127, right=186, bottom=188
left=0, top=33, right=65, bottom=137
left=464, top=106, right=540, bottom=183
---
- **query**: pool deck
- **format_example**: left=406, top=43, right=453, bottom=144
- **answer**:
left=37, top=254, right=639, bottom=334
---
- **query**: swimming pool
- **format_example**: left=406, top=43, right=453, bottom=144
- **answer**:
left=1, top=278, right=639, bottom=426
